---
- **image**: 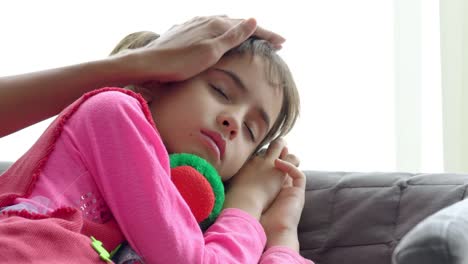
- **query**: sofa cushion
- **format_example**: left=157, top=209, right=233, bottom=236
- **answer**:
left=392, top=198, right=468, bottom=264
left=298, top=171, right=468, bottom=264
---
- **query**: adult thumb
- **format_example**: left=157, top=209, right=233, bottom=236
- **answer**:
left=216, top=18, right=257, bottom=51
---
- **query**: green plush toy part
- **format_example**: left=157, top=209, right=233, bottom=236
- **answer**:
left=169, top=153, right=225, bottom=230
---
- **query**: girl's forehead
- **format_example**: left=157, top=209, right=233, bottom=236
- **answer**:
left=214, top=54, right=283, bottom=95
left=213, top=54, right=269, bottom=83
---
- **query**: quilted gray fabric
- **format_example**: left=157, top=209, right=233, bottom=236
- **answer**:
left=299, top=171, right=468, bottom=264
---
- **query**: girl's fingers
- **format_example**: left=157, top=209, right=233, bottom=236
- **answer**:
left=279, top=147, right=300, bottom=167
left=274, top=159, right=306, bottom=189
left=279, top=146, right=288, bottom=160
left=265, top=138, right=286, bottom=159
left=286, top=153, right=300, bottom=167
left=283, top=175, right=293, bottom=187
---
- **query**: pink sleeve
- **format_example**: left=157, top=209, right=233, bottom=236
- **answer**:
left=260, top=246, right=315, bottom=264
left=66, top=90, right=266, bottom=264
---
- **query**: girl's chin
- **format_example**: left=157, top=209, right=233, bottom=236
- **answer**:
left=166, top=147, right=230, bottom=180
left=167, top=147, right=206, bottom=161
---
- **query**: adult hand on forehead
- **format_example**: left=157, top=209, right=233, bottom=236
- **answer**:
left=122, top=15, right=285, bottom=83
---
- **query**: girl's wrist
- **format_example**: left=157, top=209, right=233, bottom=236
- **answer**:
left=223, top=188, right=266, bottom=220
left=265, top=229, right=300, bottom=252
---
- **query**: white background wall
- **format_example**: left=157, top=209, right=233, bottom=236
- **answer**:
left=1, top=0, right=424, bottom=172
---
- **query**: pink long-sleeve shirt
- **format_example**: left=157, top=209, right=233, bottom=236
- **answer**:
left=5, top=89, right=312, bottom=264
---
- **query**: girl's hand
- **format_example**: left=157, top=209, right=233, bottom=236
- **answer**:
left=116, top=15, right=285, bottom=83
left=260, top=149, right=306, bottom=251
left=223, top=138, right=289, bottom=219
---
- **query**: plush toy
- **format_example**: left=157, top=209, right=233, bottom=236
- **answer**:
left=169, top=153, right=225, bottom=229
left=111, top=153, right=225, bottom=263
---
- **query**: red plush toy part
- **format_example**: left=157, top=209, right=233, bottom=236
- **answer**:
left=171, top=166, right=215, bottom=222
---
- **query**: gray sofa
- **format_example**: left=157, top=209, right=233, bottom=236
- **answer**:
left=300, top=171, right=468, bottom=264
left=2, top=162, right=468, bottom=264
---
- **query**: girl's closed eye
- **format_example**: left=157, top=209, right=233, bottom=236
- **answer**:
left=244, top=122, right=256, bottom=142
left=210, top=83, right=256, bottom=142
left=210, top=84, right=229, bottom=101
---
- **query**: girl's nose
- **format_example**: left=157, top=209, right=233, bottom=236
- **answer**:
left=218, top=114, right=239, bottom=140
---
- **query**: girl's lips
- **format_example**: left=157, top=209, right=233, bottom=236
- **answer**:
left=200, top=129, right=226, bottom=160
left=200, top=133, right=221, bottom=160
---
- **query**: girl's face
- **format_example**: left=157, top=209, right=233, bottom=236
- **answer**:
left=148, top=54, right=283, bottom=181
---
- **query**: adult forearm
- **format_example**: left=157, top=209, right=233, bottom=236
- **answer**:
left=0, top=55, right=135, bottom=137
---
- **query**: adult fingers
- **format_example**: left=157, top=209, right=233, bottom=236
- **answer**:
left=209, top=15, right=285, bottom=45
left=214, top=18, right=257, bottom=54
left=217, top=16, right=285, bottom=47
left=274, top=159, right=306, bottom=189
left=253, top=25, right=286, bottom=47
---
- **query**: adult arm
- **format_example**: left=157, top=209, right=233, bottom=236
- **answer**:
left=0, top=58, right=129, bottom=137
